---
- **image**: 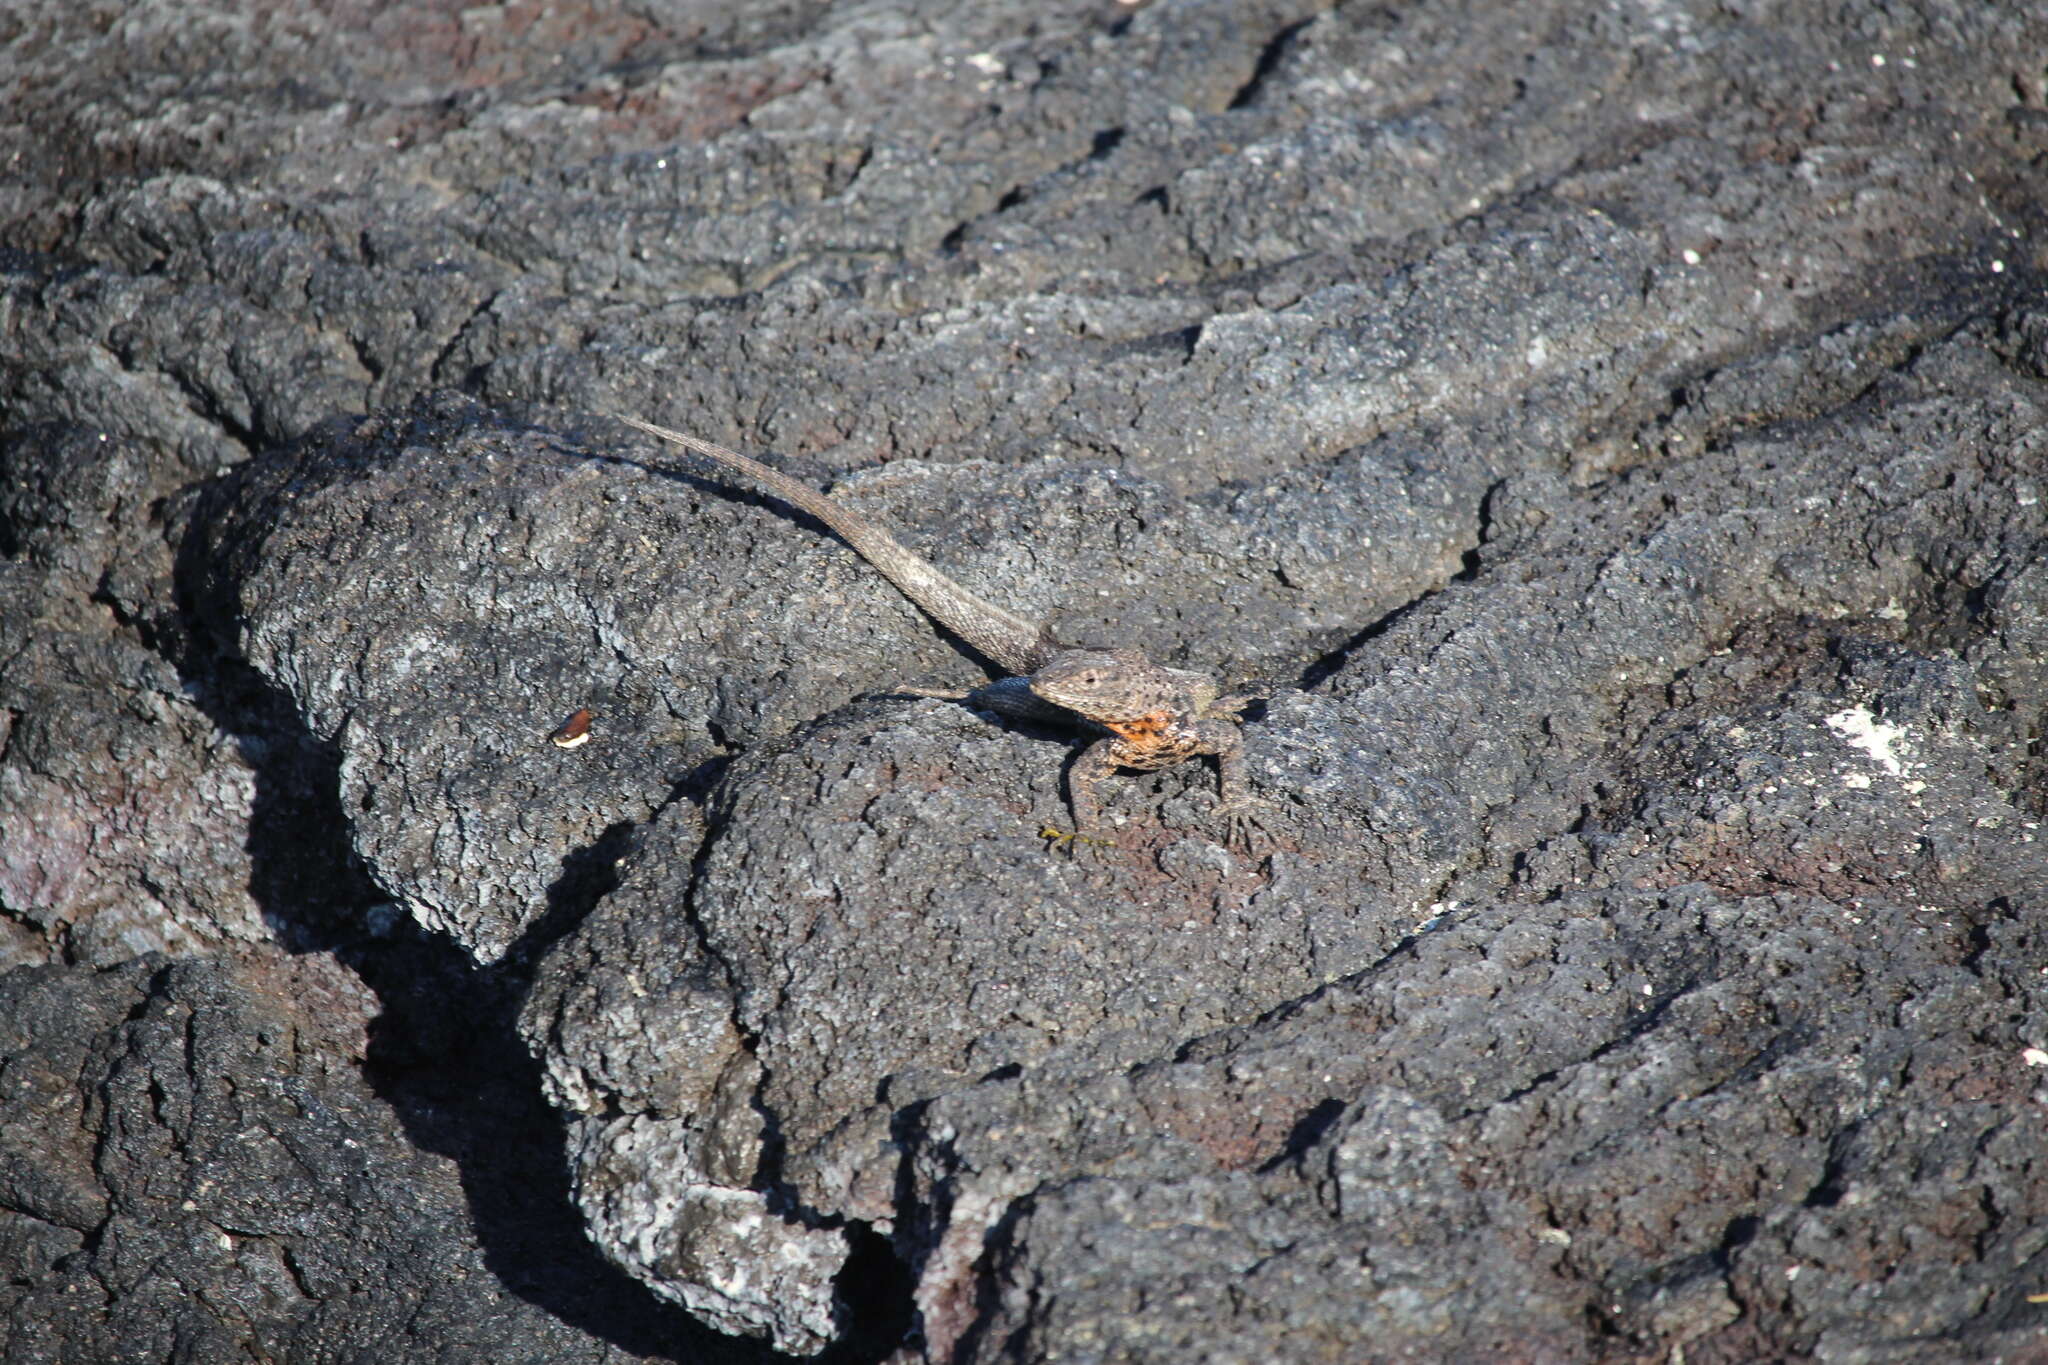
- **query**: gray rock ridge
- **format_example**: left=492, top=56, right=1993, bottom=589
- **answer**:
left=519, top=324, right=2048, bottom=1358
left=4, top=0, right=2047, bottom=1361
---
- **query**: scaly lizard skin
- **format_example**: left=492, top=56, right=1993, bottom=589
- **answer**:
left=617, top=415, right=1259, bottom=849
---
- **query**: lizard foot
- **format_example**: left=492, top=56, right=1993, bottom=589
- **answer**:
left=1039, top=824, right=1121, bottom=861
left=1210, top=798, right=1268, bottom=857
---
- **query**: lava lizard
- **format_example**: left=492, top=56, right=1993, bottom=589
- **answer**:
left=616, top=415, right=1260, bottom=850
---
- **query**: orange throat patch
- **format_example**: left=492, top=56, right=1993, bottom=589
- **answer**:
left=1105, top=710, right=1174, bottom=749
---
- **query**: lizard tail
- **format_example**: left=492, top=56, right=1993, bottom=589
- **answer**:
left=615, top=415, right=1057, bottom=675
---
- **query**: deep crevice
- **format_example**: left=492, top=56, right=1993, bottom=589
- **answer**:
left=1295, top=586, right=1441, bottom=694
left=349, top=922, right=756, bottom=1362
left=821, top=1223, right=917, bottom=1364
left=162, top=476, right=777, bottom=1363
left=1227, top=16, right=1317, bottom=110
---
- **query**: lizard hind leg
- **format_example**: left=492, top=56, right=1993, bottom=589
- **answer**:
left=898, top=677, right=1116, bottom=854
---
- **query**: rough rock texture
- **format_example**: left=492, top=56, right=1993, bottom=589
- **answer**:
left=5, top=0, right=2047, bottom=1361
left=0, top=946, right=756, bottom=1363
left=0, top=423, right=268, bottom=967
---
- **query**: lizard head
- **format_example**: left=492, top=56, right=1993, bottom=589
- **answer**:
left=1027, top=648, right=1172, bottom=724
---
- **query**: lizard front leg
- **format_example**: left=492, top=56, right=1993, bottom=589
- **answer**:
left=1199, top=721, right=1263, bottom=854
left=1055, top=735, right=1121, bottom=853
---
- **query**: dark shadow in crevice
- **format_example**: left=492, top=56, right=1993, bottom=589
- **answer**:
left=820, top=1223, right=918, bottom=1365
left=348, top=918, right=780, bottom=1364
left=165, top=473, right=789, bottom=1363
left=1716, top=1213, right=1760, bottom=1263
left=1227, top=16, right=1316, bottom=110
left=495, top=818, right=637, bottom=974
left=152, top=642, right=381, bottom=959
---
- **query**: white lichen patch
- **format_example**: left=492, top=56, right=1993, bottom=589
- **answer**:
left=1824, top=705, right=1908, bottom=778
